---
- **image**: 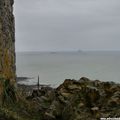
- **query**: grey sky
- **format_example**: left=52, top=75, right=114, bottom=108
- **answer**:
left=14, top=0, right=120, bottom=52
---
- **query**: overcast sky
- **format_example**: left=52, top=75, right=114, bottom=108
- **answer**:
left=14, top=0, right=120, bottom=52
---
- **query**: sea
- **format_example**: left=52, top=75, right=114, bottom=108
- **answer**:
left=16, top=51, right=120, bottom=87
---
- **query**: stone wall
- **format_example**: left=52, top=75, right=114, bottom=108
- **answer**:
left=0, top=0, right=15, bottom=80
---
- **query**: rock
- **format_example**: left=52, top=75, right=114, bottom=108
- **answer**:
left=45, top=89, right=55, bottom=102
left=79, top=77, right=91, bottom=82
left=0, top=0, right=16, bottom=101
left=60, top=92, right=72, bottom=98
left=41, top=96, right=49, bottom=101
left=91, top=107, right=100, bottom=118
left=93, top=80, right=102, bottom=87
left=26, top=77, right=120, bottom=120
left=44, top=112, right=56, bottom=120
left=45, top=100, right=63, bottom=119
left=78, top=102, right=85, bottom=108
left=109, top=84, right=120, bottom=93
left=67, top=84, right=82, bottom=90
left=91, top=106, right=99, bottom=111
left=108, top=91, right=120, bottom=107
left=85, top=86, right=100, bottom=107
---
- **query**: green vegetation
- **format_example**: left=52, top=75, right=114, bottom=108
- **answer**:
left=0, top=77, right=43, bottom=120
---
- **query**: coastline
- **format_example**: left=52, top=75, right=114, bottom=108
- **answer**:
left=14, top=77, right=120, bottom=120
left=16, top=77, right=51, bottom=95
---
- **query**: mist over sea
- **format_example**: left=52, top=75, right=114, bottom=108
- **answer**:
left=16, top=51, right=120, bottom=87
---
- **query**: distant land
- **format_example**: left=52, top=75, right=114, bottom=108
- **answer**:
left=16, top=49, right=120, bottom=53
left=16, top=49, right=84, bottom=53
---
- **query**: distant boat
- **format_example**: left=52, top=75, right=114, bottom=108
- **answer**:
left=77, top=49, right=83, bottom=53
left=50, top=51, right=57, bottom=54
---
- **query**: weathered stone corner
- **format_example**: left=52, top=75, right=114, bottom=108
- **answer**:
left=0, top=0, right=15, bottom=80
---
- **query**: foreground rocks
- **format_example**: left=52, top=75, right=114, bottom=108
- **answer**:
left=26, top=77, right=120, bottom=120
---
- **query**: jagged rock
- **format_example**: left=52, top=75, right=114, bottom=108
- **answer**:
left=79, top=77, right=91, bottom=82
left=60, top=92, right=72, bottom=98
left=45, top=100, right=63, bottom=119
left=108, top=91, right=120, bottom=107
left=91, top=107, right=100, bottom=118
left=29, top=77, right=120, bottom=120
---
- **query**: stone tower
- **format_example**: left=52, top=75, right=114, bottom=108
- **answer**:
left=0, top=0, right=15, bottom=80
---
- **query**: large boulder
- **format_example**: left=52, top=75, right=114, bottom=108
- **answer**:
left=43, top=78, right=120, bottom=120
left=29, top=77, right=120, bottom=120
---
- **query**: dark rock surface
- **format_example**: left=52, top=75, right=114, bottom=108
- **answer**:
left=0, top=0, right=15, bottom=80
left=26, top=77, right=120, bottom=120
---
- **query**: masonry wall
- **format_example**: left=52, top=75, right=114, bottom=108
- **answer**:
left=0, top=0, right=15, bottom=81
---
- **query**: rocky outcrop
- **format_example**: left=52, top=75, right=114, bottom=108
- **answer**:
left=0, top=0, right=15, bottom=80
left=28, top=77, right=120, bottom=120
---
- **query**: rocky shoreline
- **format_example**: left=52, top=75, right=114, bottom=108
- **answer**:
left=17, top=77, right=120, bottom=120
left=17, top=77, right=51, bottom=93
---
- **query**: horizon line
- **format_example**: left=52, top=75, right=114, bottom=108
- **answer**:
left=16, top=50, right=120, bottom=53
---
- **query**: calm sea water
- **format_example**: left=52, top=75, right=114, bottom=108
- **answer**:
left=16, top=51, right=120, bottom=87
